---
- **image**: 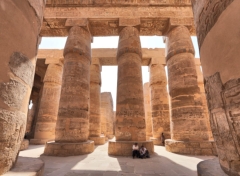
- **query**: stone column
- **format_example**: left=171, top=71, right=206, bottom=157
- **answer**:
left=192, top=1, right=240, bottom=175
left=89, top=64, right=105, bottom=145
left=44, top=26, right=94, bottom=156
left=149, top=59, right=170, bottom=145
left=108, top=26, right=154, bottom=156
left=143, top=82, right=153, bottom=140
left=165, top=26, right=215, bottom=155
left=26, top=91, right=39, bottom=133
left=30, top=63, right=63, bottom=144
left=0, top=0, right=44, bottom=174
left=101, top=92, right=114, bottom=140
left=195, top=62, right=213, bottom=141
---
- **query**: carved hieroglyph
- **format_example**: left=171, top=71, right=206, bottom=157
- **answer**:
left=55, top=26, right=91, bottom=142
left=101, top=92, right=114, bottom=139
left=115, top=26, right=146, bottom=141
left=192, top=0, right=240, bottom=174
left=149, top=60, right=170, bottom=143
left=166, top=26, right=209, bottom=142
left=0, top=0, right=44, bottom=174
left=89, top=64, right=102, bottom=137
left=31, top=63, right=63, bottom=144
left=143, top=83, right=153, bottom=140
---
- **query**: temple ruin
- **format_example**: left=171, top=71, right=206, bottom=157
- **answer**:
left=0, top=0, right=239, bottom=175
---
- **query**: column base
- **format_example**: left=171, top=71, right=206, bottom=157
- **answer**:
left=197, top=158, right=227, bottom=176
left=165, top=139, right=217, bottom=155
left=43, top=140, right=95, bottom=156
left=30, top=138, right=53, bottom=145
left=150, top=137, right=163, bottom=146
left=89, top=136, right=105, bottom=145
left=107, top=135, right=114, bottom=139
left=20, top=139, right=29, bottom=151
left=108, top=140, right=154, bottom=156
left=3, top=157, right=44, bottom=176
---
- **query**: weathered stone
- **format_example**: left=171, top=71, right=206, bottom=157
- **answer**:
left=55, top=26, right=91, bottom=143
left=192, top=0, right=240, bottom=175
left=197, top=158, right=227, bottom=176
left=20, top=139, right=29, bottom=151
left=108, top=141, right=154, bottom=156
left=89, top=63, right=103, bottom=145
left=44, top=141, right=94, bottom=156
left=101, top=92, right=114, bottom=139
left=143, top=83, right=153, bottom=140
left=165, top=25, right=210, bottom=142
left=0, top=0, right=45, bottom=174
left=165, top=140, right=216, bottom=156
left=149, top=58, right=170, bottom=144
left=31, top=63, right=63, bottom=145
left=115, top=26, right=146, bottom=142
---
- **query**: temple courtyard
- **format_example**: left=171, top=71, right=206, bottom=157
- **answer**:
left=18, top=143, right=215, bottom=176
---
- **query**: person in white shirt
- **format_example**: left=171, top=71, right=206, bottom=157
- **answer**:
left=132, top=143, right=139, bottom=159
left=139, top=145, right=150, bottom=159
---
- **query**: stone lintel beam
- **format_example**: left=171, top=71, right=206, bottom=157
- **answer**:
left=41, top=6, right=195, bottom=36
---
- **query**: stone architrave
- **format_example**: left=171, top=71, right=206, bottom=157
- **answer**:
left=30, top=63, right=63, bottom=144
left=0, top=0, right=45, bottom=174
left=165, top=26, right=215, bottom=155
left=101, top=92, right=114, bottom=140
left=89, top=64, right=105, bottom=145
left=192, top=0, right=240, bottom=175
left=109, top=26, right=154, bottom=156
left=44, top=26, right=94, bottom=156
left=149, top=58, right=170, bottom=145
left=143, top=83, right=153, bottom=140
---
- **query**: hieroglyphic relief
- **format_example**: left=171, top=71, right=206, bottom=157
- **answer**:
left=192, top=0, right=234, bottom=48
left=205, top=72, right=240, bottom=174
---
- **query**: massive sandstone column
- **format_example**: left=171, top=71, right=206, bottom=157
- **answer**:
left=195, top=62, right=213, bottom=141
left=30, top=63, right=63, bottom=144
left=101, top=92, right=114, bottom=140
left=89, top=64, right=105, bottom=145
left=0, top=0, right=44, bottom=174
left=165, top=26, right=215, bottom=155
left=108, top=26, right=153, bottom=156
left=192, top=1, right=240, bottom=175
left=149, top=59, right=170, bottom=145
left=44, top=26, right=94, bottom=156
left=143, top=82, right=153, bottom=140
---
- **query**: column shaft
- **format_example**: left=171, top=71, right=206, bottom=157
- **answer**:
left=55, top=26, right=91, bottom=143
left=0, top=0, right=44, bottom=174
left=115, top=26, right=146, bottom=141
left=143, top=83, right=153, bottom=140
left=149, top=62, right=170, bottom=144
left=31, top=63, right=63, bottom=144
left=166, top=26, right=209, bottom=142
left=192, top=0, right=240, bottom=174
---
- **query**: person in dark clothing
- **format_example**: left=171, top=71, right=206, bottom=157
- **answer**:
left=132, top=143, right=139, bottom=159
left=161, top=133, right=165, bottom=146
left=139, top=145, right=150, bottom=159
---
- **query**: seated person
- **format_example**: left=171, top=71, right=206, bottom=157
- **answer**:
left=132, top=143, right=139, bottom=159
left=139, top=145, right=150, bottom=159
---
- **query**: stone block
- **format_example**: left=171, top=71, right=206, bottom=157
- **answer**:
left=44, top=140, right=94, bottom=156
left=89, top=136, right=105, bottom=145
left=20, top=139, right=29, bottom=151
left=201, top=149, right=213, bottom=156
left=200, top=142, right=213, bottom=149
left=108, top=141, right=154, bottom=156
left=197, top=158, right=227, bottom=176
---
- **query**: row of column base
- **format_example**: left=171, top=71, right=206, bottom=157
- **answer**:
left=165, top=139, right=217, bottom=156
left=108, top=140, right=154, bottom=156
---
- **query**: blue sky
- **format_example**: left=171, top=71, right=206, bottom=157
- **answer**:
left=39, top=36, right=200, bottom=110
